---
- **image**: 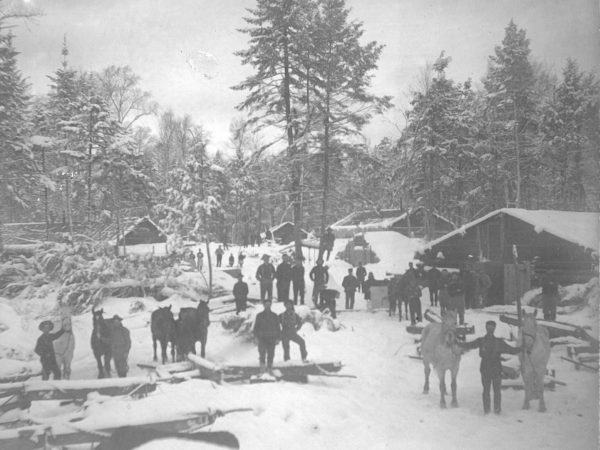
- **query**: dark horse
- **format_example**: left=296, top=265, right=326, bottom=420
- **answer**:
left=151, top=305, right=176, bottom=364
left=91, top=308, right=113, bottom=378
left=176, top=302, right=210, bottom=360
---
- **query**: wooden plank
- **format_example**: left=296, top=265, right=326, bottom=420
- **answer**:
left=406, top=324, right=475, bottom=336
left=561, top=356, right=599, bottom=371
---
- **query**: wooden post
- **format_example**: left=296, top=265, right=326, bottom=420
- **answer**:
left=513, top=244, right=522, bottom=324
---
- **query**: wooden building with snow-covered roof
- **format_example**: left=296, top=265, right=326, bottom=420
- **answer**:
left=269, top=222, right=309, bottom=245
left=330, top=206, right=455, bottom=239
left=91, top=217, right=168, bottom=256
left=417, top=208, right=599, bottom=292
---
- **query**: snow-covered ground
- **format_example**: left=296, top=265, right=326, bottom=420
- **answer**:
left=0, top=235, right=598, bottom=449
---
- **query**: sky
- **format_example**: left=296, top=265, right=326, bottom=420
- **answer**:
left=8, top=0, right=600, bottom=153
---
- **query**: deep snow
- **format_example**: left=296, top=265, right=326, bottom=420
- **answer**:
left=0, top=235, right=598, bottom=450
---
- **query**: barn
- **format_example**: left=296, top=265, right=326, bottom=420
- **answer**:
left=330, top=206, right=455, bottom=239
left=417, top=208, right=599, bottom=304
left=269, top=222, right=309, bottom=245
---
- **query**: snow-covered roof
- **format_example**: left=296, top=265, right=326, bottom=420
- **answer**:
left=91, top=216, right=167, bottom=244
left=331, top=206, right=454, bottom=230
left=421, top=208, right=599, bottom=252
left=269, top=221, right=308, bottom=235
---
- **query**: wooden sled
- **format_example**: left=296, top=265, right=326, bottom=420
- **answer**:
left=187, top=354, right=346, bottom=383
left=501, top=375, right=565, bottom=391
left=0, top=377, right=157, bottom=414
left=0, top=408, right=247, bottom=450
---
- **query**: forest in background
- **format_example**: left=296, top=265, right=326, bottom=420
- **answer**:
left=1, top=0, right=599, bottom=251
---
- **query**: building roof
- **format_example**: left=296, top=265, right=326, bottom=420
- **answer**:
left=331, top=206, right=454, bottom=230
left=90, top=216, right=167, bottom=244
left=420, top=208, right=599, bottom=253
left=269, top=221, right=309, bottom=235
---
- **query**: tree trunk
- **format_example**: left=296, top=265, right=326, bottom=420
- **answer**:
left=513, top=98, right=521, bottom=208
left=318, top=94, right=331, bottom=261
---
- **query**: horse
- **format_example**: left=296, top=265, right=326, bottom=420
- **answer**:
left=421, top=309, right=462, bottom=408
left=517, top=309, right=551, bottom=412
left=91, top=308, right=113, bottom=378
left=150, top=305, right=176, bottom=364
left=175, top=302, right=210, bottom=360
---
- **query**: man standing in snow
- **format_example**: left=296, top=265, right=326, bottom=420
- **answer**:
left=479, top=269, right=492, bottom=307
left=356, top=261, right=367, bottom=293
left=196, top=249, right=204, bottom=271
left=291, top=257, right=306, bottom=305
left=279, top=300, right=308, bottom=361
left=215, top=245, right=224, bottom=267
left=233, top=274, right=249, bottom=314
left=253, top=298, right=281, bottom=371
left=460, top=320, right=521, bottom=414
left=342, top=268, right=359, bottom=310
left=275, top=254, right=292, bottom=302
left=448, top=273, right=466, bottom=325
left=321, top=227, right=335, bottom=261
left=540, top=272, right=559, bottom=321
left=426, top=264, right=442, bottom=307
left=109, top=315, right=131, bottom=378
left=53, top=317, right=75, bottom=379
left=35, top=320, right=66, bottom=380
left=256, top=254, right=276, bottom=301
left=309, top=259, right=329, bottom=308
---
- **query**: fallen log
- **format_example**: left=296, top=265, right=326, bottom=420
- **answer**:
left=499, top=314, right=599, bottom=348
left=561, top=356, right=599, bottom=371
left=406, top=324, right=475, bottom=336
left=502, top=376, right=561, bottom=391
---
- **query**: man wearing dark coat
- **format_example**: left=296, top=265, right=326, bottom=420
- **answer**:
left=108, top=315, right=131, bottom=378
left=540, top=272, right=559, bottom=321
left=35, top=320, right=65, bottom=380
left=233, top=274, right=249, bottom=314
left=215, top=245, right=224, bottom=267
left=291, top=258, right=306, bottom=305
left=253, top=299, right=281, bottom=370
left=279, top=300, right=307, bottom=361
left=256, top=254, right=276, bottom=301
left=448, top=273, right=466, bottom=325
left=342, top=268, right=359, bottom=310
left=275, top=255, right=292, bottom=302
left=460, top=321, right=521, bottom=414
left=322, top=227, right=335, bottom=261
left=309, top=259, right=329, bottom=307
left=427, top=264, right=442, bottom=307
left=356, top=262, right=367, bottom=293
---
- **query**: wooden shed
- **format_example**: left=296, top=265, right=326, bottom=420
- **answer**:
left=91, top=217, right=168, bottom=255
left=269, top=222, right=309, bottom=245
left=417, top=208, right=599, bottom=304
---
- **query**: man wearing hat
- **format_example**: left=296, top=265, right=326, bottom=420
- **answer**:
left=460, top=320, right=521, bottom=414
left=256, top=254, right=275, bottom=302
left=35, top=320, right=66, bottom=380
left=253, top=298, right=281, bottom=371
left=233, top=273, right=249, bottom=314
left=309, top=259, right=329, bottom=308
left=291, top=257, right=306, bottom=305
left=109, top=315, right=131, bottom=378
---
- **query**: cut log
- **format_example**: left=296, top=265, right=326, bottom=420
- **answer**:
left=561, top=356, right=599, bottom=371
left=407, top=324, right=475, bottom=336
left=500, top=314, right=599, bottom=348
left=423, top=309, right=441, bottom=323
left=502, top=376, right=559, bottom=391
left=0, top=373, right=41, bottom=385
